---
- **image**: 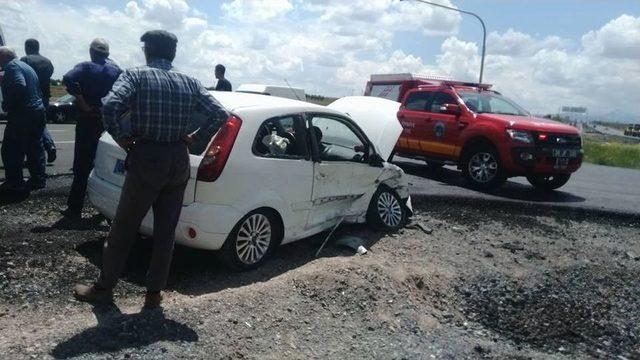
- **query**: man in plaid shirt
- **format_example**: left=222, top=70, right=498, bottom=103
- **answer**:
left=73, top=30, right=227, bottom=309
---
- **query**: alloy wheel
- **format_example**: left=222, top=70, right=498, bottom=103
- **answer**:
left=236, top=213, right=272, bottom=265
left=468, top=152, right=498, bottom=183
left=55, top=112, right=66, bottom=123
left=377, top=191, right=403, bottom=227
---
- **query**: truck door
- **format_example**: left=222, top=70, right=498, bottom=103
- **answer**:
left=396, top=91, right=434, bottom=157
left=425, top=91, right=462, bottom=158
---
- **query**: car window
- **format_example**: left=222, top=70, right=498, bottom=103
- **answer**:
left=187, top=111, right=225, bottom=155
left=253, top=115, right=307, bottom=159
left=311, top=116, right=368, bottom=163
left=404, top=91, right=432, bottom=111
left=430, top=92, right=457, bottom=113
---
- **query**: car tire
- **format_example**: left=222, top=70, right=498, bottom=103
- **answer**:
left=53, top=111, right=66, bottom=124
left=220, top=209, right=281, bottom=271
left=462, top=144, right=506, bottom=190
left=367, top=186, right=406, bottom=231
left=526, top=174, right=571, bottom=191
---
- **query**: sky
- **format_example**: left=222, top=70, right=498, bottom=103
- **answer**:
left=1, top=0, right=639, bottom=120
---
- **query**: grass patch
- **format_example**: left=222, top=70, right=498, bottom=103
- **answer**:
left=583, top=138, right=640, bottom=170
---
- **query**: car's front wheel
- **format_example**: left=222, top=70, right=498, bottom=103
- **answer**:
left=462, top=145, right=506, bottom=190
left=220, top=209, right=281, bottom=271
left=367, top=186, right=406, bottom=231
left=526, top=174, right=571, bottom=191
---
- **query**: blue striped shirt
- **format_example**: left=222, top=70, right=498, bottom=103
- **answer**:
left=101, top=59, right=227, bottom=142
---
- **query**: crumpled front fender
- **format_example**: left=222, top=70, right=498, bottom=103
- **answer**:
left=344, top=162, right=411, bottom=224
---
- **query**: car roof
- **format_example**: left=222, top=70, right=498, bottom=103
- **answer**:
left=210, top=91, right=325, bottom=113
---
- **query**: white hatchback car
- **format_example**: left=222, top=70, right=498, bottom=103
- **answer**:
left=88, top=92, right=411, bottom=269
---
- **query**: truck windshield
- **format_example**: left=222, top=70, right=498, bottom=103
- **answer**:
left=458, top=91, right=530, bottom=116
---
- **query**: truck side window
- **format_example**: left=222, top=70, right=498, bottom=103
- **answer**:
left=404, top=92, right=432, bottom=111
left=431, top=92, right=457, bottom=113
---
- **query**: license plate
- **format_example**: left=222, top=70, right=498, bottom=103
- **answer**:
left=554, top=157, right=569, bottom=169
left=113, top=159, right=126, bottom=174
left=552, top=148, right=578, bottom=158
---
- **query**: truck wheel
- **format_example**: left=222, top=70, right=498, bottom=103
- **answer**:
left=526, top=174, right=571, bottom=191
left=462, top=145, right=506, bottom=190
left=367, top=186, right=406, bottom=231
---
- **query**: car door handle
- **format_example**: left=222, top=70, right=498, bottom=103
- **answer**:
left=424, top=117, right=432, bottom=122
left=316, top=173, right=327, bottom=180
left=458, top=121, right=469, bottom=129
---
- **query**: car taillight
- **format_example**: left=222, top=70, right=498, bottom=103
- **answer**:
left=197, top=115, right=242, bottom=182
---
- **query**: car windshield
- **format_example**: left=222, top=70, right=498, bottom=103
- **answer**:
left=457, top=91, right=530, bottom=116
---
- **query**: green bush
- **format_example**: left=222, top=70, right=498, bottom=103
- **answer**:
left=583, top=139, right=640, bottom=169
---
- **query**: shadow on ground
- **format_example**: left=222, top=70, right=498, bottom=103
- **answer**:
left=75, top=224, right=386, bottom=297
left=394, top=160, right=586, bottom=204
left=50, top=305, right=197, bottom=359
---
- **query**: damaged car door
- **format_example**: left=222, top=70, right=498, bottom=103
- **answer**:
left=307, top=114, right=369, bottom=229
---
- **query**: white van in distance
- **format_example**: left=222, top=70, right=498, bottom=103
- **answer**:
left=236, top=84, right=305, bottom=101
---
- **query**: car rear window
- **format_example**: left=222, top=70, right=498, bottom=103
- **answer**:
left=253, top=116, right=307, bottom=159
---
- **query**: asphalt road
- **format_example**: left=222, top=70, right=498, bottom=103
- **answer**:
left=1, top=124, right=639, bottom=215
left=592, top=124, right=640, bottom=142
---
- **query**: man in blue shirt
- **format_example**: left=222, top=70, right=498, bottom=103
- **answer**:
left=61, top=38, right=121, bottom=218
left=73, top=30, right=226, bottom=309
left=0, top=46, right=47, bottom=192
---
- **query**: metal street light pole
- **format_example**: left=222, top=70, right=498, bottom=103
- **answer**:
left=400, top=0, right=487, bottom=84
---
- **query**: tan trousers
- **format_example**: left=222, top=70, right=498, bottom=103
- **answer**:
left=98, top=141, right=190, bottom=292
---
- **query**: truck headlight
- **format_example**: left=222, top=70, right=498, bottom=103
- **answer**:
left=506, top=129, right=534, bottom=143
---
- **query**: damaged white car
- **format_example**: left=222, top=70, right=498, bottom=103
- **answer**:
left=88, top=92, right=411, bottom=269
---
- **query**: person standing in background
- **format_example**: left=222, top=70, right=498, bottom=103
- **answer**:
left=0, top=46, right=47, bottom=192
left=60, top=38, right=121, bottom=218
left=214, top=64, right=232, bottom=91
left=21, top=38, right=57, bottom=163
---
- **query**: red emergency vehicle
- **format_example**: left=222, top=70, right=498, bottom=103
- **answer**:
left=365, top=74, right=583, bottom=191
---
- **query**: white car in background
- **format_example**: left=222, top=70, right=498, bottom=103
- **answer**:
left=88, top=92, right=411, bottom=270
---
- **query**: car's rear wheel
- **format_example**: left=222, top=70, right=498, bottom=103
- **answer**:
left=462, top=145, right=506, bottom=190
left=220, top=209, right=281, bottom=271
left=367, top=186, right=406, bottom=231
left=53, top=111, right=66, bottom=124
left=526, top=174, right=571, bottom=191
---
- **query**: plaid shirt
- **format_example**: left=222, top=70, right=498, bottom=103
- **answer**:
left=102, top=59, right=227, bottom=142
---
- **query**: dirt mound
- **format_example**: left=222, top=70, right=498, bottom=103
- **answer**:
left=459, top=265, right=640, bottom=357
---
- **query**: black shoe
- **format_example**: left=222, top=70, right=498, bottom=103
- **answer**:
left=60, top=208, right=81, bottom=219
left=47, top=148, right=57, bottom=163
left=0, top=182, right=27, bottom=192
left=25, top=180, right=46, bottom=191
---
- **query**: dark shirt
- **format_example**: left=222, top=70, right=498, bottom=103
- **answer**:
left=20, top=53, right=54, bottom=101
left=215, top=78, right=232, bottom=92
left=63, top=58, right=122, bottom=109
left=1, top=59, right=44, bottom=114
left=102, top=59, right=227, bottom=142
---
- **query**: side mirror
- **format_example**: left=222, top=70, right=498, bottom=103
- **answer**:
left=369, top=153, right=384, bottom=167
left=439, top=103, right=462, bottom=116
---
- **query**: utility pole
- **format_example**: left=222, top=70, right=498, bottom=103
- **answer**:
left=400, top=0, right=487, bottom=84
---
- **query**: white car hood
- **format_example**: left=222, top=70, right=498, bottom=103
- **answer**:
left=327, top=96, right=401, bottom=161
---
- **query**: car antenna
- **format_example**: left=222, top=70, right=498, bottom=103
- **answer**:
left=284, top=78, right=303, bottom=101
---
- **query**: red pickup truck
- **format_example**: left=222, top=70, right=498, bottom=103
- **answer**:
left=367, top=75, right=583, bottom=190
